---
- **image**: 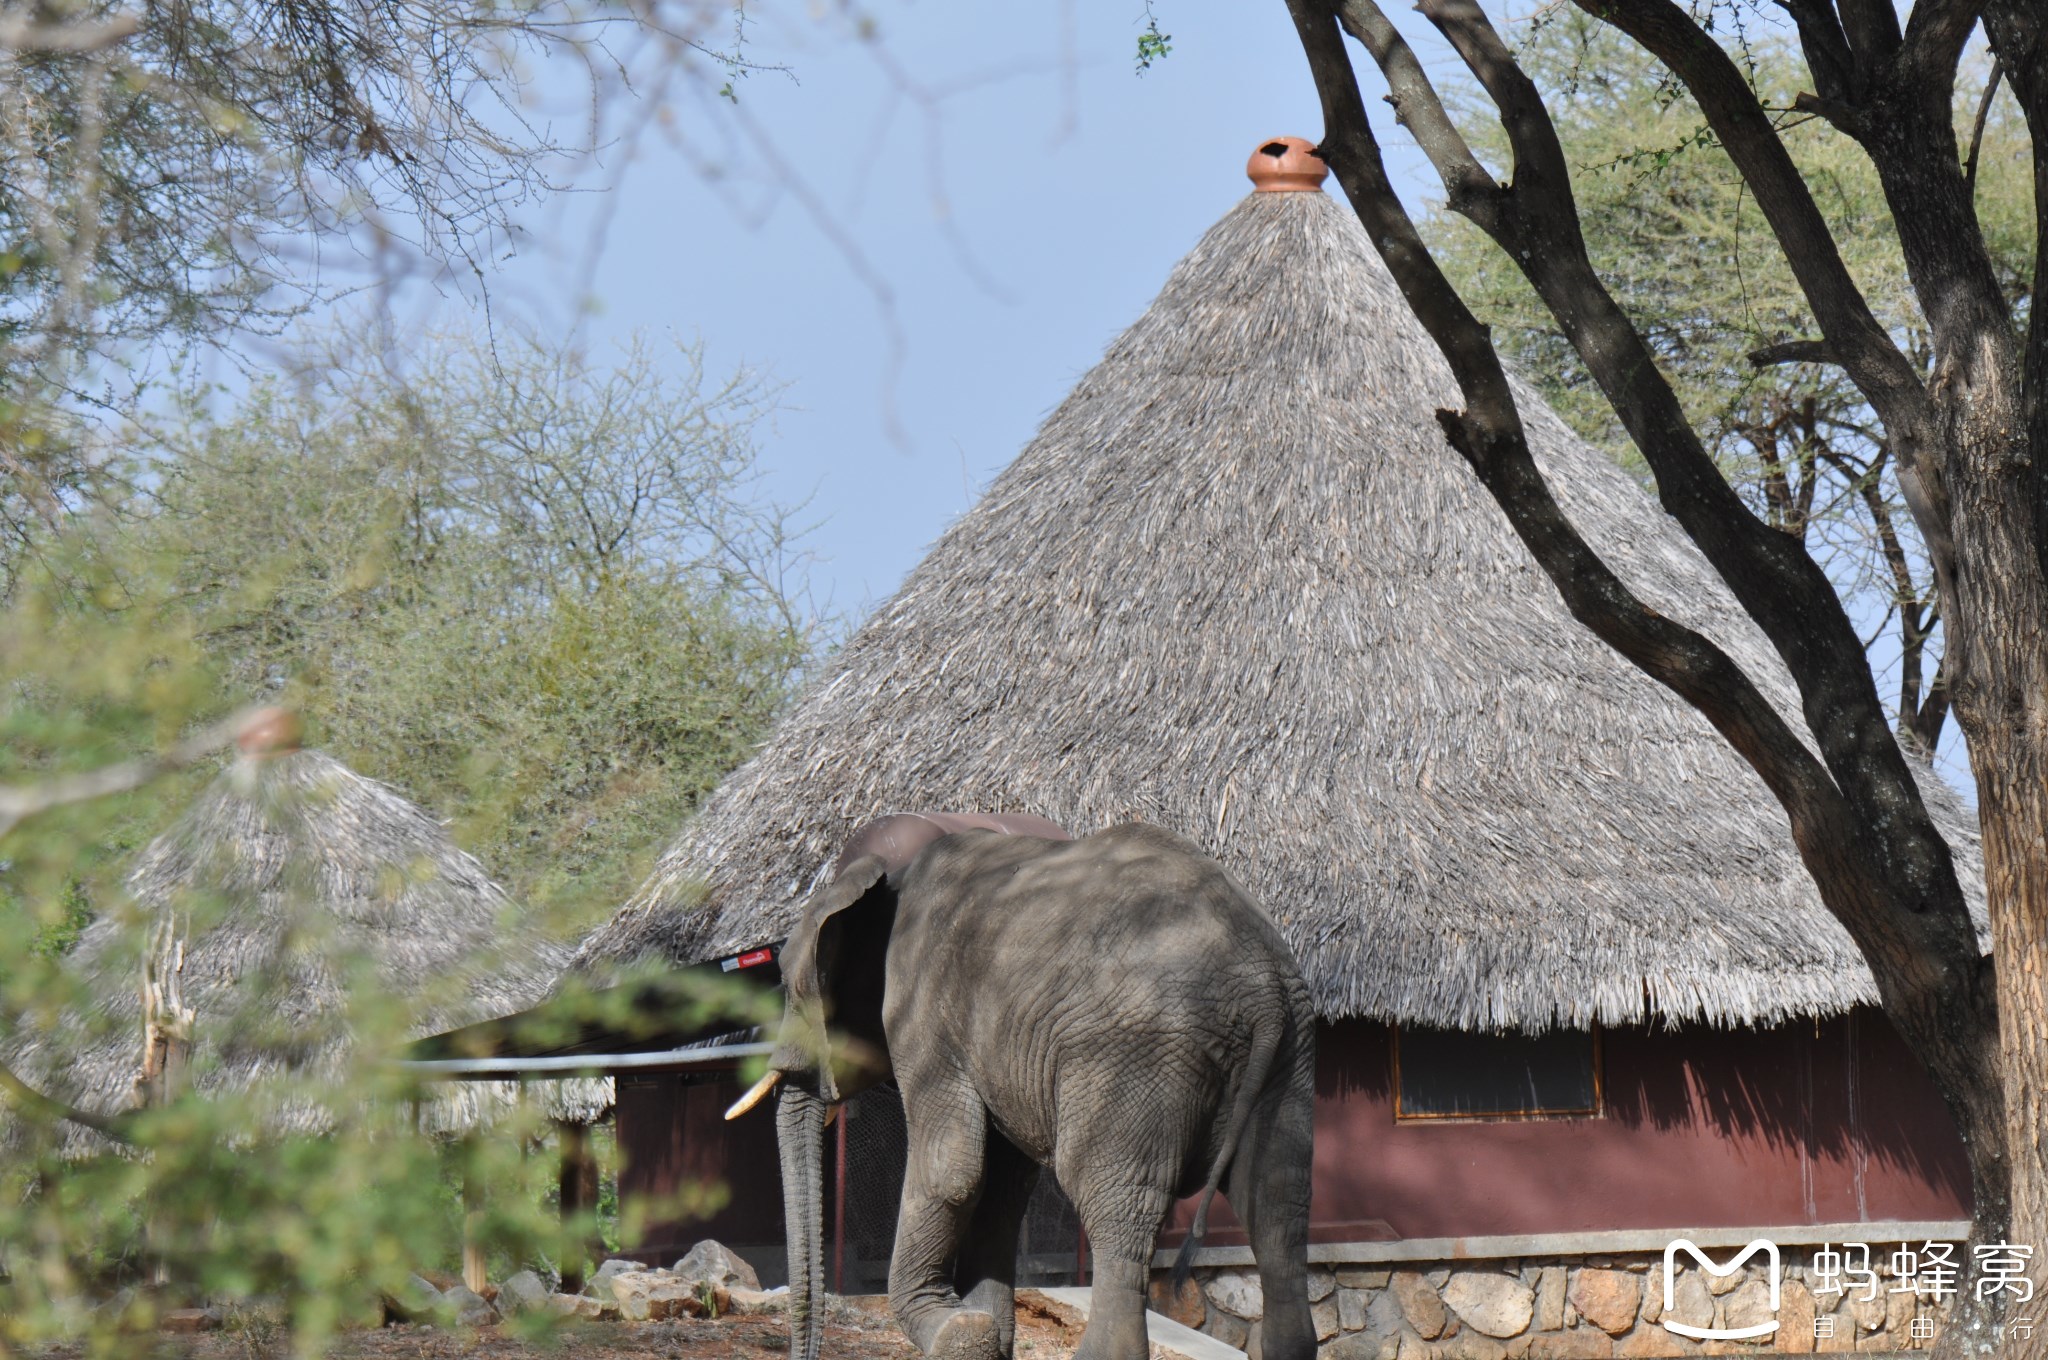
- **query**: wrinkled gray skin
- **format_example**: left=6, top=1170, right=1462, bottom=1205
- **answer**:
left=770, top=824, right=1315, bottom=1360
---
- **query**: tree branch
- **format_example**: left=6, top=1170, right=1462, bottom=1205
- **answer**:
left=1283, top=0, right=1848, bottom=846
left=1286, top=0, right=1981, bottom=1038
left=1334, top=0, right=1497, bottom=221
left=0, top=1057, right=135, bottom=1141
left=1914, top=657, right=1951, bottom=753
left=0, top=8, right=139, bottom=53
left=1771, top=0, right=1859, bottom=107
left=1749, top=338, right=1839, bottom=369
left=1965, top=59, right=2005, bottom=194
left=0, top=708, right=263, bottom=840
left=1835, top=0, right=1903, bottom=72
left=1980, top=0, right=2048, bottom=588
left=1578, top=0, right=1951, bottom=590
left=1403, top=0, right=1943, bottom=841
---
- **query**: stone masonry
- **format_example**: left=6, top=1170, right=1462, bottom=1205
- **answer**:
left=1163, top=1244, right=1960, bottom=1358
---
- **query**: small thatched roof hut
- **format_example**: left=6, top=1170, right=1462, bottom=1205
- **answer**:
left=576, top=143, right=1981, bottom=1034
left=8, top=731, right=604, bottom=1152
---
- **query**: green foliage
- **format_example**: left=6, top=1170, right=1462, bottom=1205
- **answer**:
left=1135, top=3, right=1172, bottom=74
left=0, top=1014, right=593, bottom=1355
left=0, top=324, right=813, bottom=1351
left=0, top=0, right=751, bottom=595
left=0, top=534, right=223, bottom=992
left=1429, top=17, right=2030, bottom=469
left=133, top=326, right=815, bottom=926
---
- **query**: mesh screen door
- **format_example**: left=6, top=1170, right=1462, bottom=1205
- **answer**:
left=831, top=1085, right=1083, bottom=1293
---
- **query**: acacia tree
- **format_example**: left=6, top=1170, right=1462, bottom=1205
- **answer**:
left=0, top=0, right=762, bottom=594
left=1281, top=0, right=2041, bottom=1350
left=1424, top=16, right=2033, bottom=755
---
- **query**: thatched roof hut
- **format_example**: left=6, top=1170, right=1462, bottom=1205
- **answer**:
left=8, top=735, right=604, bottom=1151
left=575, top=143, right=1984, bottom=1034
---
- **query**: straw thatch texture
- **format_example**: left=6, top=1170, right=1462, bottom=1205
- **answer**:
left=8, top=749, right=606, bottom=1152
left=576, top=187, right=1986, bottom=1032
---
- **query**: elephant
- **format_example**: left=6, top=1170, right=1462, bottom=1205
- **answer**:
left=727, top=814, right=1316, bottom=1360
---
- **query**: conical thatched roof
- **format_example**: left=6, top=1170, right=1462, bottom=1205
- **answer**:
left=8, top=747, right=605, bottom=1151
left=575, top=175, right=1986, bottom=1032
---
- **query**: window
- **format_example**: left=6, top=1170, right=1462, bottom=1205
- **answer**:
left=1393, top=1024, right=1602, bottom=1121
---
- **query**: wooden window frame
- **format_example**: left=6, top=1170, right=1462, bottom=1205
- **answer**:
left=1390, top=1023, right=1606, bottom=1123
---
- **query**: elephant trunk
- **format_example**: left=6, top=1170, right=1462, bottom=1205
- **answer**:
left=776, top=1077, right=828, bottom=1360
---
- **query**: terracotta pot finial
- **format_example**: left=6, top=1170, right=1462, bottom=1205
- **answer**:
left=1247, top=137, right=1328, bottom=192
left=236, top=706, right=303, bottom=758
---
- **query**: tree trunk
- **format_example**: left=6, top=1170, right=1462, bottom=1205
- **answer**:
left=1933, top=364, right=2048, bottom=1355
left=462, top=1144, right=488, bottom=1294
left=1963, top=741, right=2048, bottom=1356
left=136, top=918, right=192, bottom=1288
left=556, top=1121, right=601, bottom=1294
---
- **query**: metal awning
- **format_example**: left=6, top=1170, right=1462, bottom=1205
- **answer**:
left=397, top=942, right=784, bottom=1080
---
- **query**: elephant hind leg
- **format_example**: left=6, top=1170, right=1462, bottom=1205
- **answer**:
left=890, top=1084, right=999, bottom=1360
left=1226, top=1052, right=1315, bottom=1360
left=954, top=1134, right=1039, bottom=1359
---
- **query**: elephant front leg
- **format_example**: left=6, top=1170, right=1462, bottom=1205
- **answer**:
left=954, top=1135, right=1039, bottom=1358
left=890, top=1093, right=1000, bottom=1360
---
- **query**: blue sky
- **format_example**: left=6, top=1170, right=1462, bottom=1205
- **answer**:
left=392, top=2, right=1441, bottom=615
left=319, top=0, right=1969, bottom=794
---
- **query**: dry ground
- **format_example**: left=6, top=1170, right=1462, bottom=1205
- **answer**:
left=38, top=1293, right=1096, bottom=1360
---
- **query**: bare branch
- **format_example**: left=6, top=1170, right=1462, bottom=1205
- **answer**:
left=1398, top=0, right=1944, bottom=852
left=0, top=708, right=263, bottom=840
left=1287, top=0, right=1983, bottom=1072
left=0, top=8, right=139, bottom=54
left=1980, top=0, right=2048, bottom=582
left=1965, top=59, right=2005, bottom=194
left=1749, top=339, right=1839, bottom=369
left=1771, top=0, right=1858, bottom=105
left=1835, top=0, right=1902, bottom=72
left=1284, top=0, right=1845, bottom=838
left=1576, top=0, right=1946, bottom=562
left=1334, top=0, right=1494, bottom=217
left=0, top=1057, right=135, bottom=1141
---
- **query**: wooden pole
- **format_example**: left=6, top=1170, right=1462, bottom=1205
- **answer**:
left=137, top=920, right=193, bottom=1289
left=462, top=1143, right=488, bottom=1294
left=557, top=1121, right=599, bottom=1294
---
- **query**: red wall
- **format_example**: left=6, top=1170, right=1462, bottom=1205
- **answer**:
left=619, top=1007, right=1972, bottom=1262
left=1176, top=1010, right=1970, bottom=1246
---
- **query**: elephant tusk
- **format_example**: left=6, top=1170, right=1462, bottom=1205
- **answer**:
left=825, top=1104, right=839, bottom=1128
left=725, top=1069, right=782, bottom=1120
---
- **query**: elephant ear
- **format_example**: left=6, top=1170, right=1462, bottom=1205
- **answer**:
left=772, top=853, right=892, bottom=1099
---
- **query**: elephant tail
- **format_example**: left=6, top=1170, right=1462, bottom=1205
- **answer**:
left=1172, top=1006, right=1286, bottom=1293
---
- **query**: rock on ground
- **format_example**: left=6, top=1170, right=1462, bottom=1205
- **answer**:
left=726, top=1287, right=788, bottom=1316
left=440, top=1285, right=497, bottom=1328
left=497, top=1270, right=550, bottom=1316
left=673, top=1240, right=761, bottom=1292
left=543, top=1293, right=609, bottom=1320
left=588, top=1259, right=641, bottom=1296
left=611, top=1270, right=713, bottom=1322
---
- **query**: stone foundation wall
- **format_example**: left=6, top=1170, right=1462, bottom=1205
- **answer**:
left=1151, top=1245, right=1956, bottom=1358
